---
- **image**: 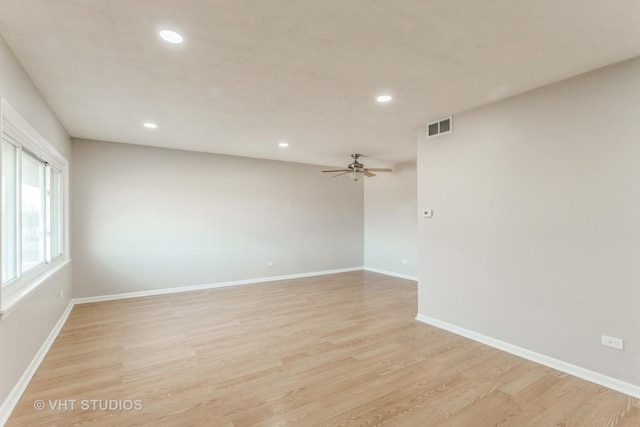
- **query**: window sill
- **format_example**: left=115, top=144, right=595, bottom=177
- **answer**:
left=0, top=258, right=71, bottom=321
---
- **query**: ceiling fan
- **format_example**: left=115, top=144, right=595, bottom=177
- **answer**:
left=322, top=154, right=392, bottom=181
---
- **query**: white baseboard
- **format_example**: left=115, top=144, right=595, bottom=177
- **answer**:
left=0, top=301, right=74, bottom=427
left=415, top=313, right=640, bottom=399
left=73, top=266, right=365, bottom=304
left=364, top=267, right=417, bottom=282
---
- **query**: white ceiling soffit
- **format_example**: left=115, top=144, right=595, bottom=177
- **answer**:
left=1, top=1, right=639, bottom=168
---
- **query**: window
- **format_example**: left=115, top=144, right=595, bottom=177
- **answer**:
left=21, top=152, right=47, bottom=273
left=1, top=99, right=67, bottom=311
left=50, top=168, right=62, bottom=258
left=1, top=140, right=17, bottom=283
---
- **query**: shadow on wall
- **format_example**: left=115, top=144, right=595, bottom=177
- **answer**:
left=364, top=160, right=417, bottom=278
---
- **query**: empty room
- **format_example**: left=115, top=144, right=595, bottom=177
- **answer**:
left=1, top=1, right=639, bottom=426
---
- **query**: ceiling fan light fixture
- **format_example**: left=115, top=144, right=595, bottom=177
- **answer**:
left=349, top=170, right=363, bottom=181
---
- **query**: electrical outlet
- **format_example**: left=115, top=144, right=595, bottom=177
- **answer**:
left=266, top=261, right=274, bottom=267
left=401, top=259, right=408, bottom=265
left=602, top=335, right=624, bottom=350
left=59, top=290, right=64, bottom=300
left=422, top=209, right=433, bottom=218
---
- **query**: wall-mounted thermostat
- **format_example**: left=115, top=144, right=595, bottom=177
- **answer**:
left=423, top=209, right=433, bottom=218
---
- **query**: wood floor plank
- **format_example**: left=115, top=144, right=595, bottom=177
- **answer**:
left=6, top=271, right=638, bottom=426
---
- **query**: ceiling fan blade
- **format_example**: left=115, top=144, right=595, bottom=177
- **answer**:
left=364, top=168, right=392, bottom=172
left=333, top=171, right=351, bottom=178
left=322, top=169, right=350, bottom=173
left=363, top=170, right=376, bottom=177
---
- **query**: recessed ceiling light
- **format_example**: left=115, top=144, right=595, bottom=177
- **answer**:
left=376, top=95, right=392, bottom=103
left=160, top=30, right=183, bottom=44
left=143, top=122, right=157, bottom=129
left=278, top=141, right=289, bottom=148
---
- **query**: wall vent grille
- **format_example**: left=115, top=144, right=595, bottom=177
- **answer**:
left=426, top=116, right=453, bottom=139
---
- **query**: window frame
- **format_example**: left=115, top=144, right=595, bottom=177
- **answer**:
left=0, top=98, right=69, bottom=316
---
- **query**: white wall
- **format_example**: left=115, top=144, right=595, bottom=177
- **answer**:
left=0, top=37, right=72, bottom=412
left=364, top=161, right=417, bottom=279
left=72, top=139, right=364, bottom=297
left=418, top=57, right=640, bottom=386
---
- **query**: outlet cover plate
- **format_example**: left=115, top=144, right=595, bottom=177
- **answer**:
left=602, top=335, right=624, bottom=350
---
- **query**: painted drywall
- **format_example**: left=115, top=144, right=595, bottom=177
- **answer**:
left=0, top=36, right=72, bottom=413
left=364, top=161, right=417, bottom=278
left=72, top=139, right=364, bottom=297
left=417, top=57, right=640, bottom=386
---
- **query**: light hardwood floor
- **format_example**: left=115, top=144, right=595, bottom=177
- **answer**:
left=7, top=271, right=639, bottom=426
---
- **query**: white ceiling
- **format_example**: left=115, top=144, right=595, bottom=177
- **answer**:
left=1, top=1, right=639, bottom=168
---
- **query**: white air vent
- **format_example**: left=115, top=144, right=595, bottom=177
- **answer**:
left=426, top=116, right=453, bottom=139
